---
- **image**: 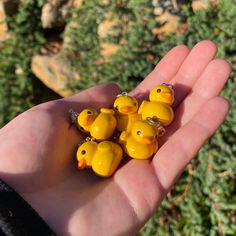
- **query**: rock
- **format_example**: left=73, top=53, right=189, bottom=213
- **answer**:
left=192, top=0, right=209, bottom=12
left=0, top=1, right=8, bottom=42
left=40, top=41, right=62, bottom=55
left=41, top=0, right=68, bottom=29
left=152, top=0, right=180, bottom=15
left=98, top=15, right=118, bottom=38
left=73, top=0, right=83, bottom=7
left=153, top=7, right=163, bottom=16
left=100, top=43, right=119, bottom=57
left=0, top=0, right=19, bottom=42
left=41, top=0, right=83, bottom=29
left=63, top=10, right=120, bottom=58
left=152, top=10, right=180, bottom=38
left=100, top=0, right=109, bottom=5
left=31, top=55, right=80, bottom=97
left=98, top=12, right=120, bottom=58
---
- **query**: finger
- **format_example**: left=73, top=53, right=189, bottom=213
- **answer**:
left=178, top=59, right=231, bottom=124
left=192, top=59, right=231, bottom=98
left=130, top=45, right=190, bottom=99
left=114, top=158, right=164, bottom=224
left=161, top=58, right=231, bottom=143
left=42, top=83, right=120, bottom=114
left=152, top=96, right=230, bottom=191
left=171, top=40, right=217, bottom=107
left=113, top=95, right=229, bottom=224
left=64, top=83, right=120, bottom=110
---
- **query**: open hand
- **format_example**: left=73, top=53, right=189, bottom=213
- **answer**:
left=0, top=40, right=231, bottom=235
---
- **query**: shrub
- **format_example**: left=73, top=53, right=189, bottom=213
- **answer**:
left=64, top=2, right=236, bottom=233
left=0, top=0, right=45, bottom=126
left=0, top=0, right=235, bottom=235
left=62, top=0, right=159, bottom=91
left=139, top=1, right=236, bottom=235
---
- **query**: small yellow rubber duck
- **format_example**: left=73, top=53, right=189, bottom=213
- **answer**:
left=90, top=108, right=117, bottom=140
left=76, top=109, right=98, bottom=132
left=138, top=84, right=175, bottom=126
left=72, top=108, right=116, bottom=140
left=119, top=119, right=158, bottom=160
left=113, top=92, right=141, bottom=132
left=77, top=140, right=123, bottom=177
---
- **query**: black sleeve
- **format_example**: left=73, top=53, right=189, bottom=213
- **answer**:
left=0, top=179, right=56, bottom=236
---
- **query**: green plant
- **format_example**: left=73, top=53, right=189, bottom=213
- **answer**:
left=0, top=0, right=46, bottom=126
left=63, top=3, right=236, bottom=233
left=139, top=1, right=236, bottom=235
left=63, top=0, right=159, bottom=91
left=0, top=0, right=235, bottom=235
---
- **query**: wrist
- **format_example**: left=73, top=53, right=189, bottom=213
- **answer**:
left=0, top=179, right=56, bottom=235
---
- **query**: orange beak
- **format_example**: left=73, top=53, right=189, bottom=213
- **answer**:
left=83, top=116, right=94, bottom=126
left=78, top=158, right=86, bottom=169
left=161, top=92, right=173, bottom=103
left=120, top=106, right=135, bottom=114
left=142, top=136, right=154, bottom=144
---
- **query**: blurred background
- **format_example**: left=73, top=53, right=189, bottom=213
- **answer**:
left=0, top=0, right=235, bottom=235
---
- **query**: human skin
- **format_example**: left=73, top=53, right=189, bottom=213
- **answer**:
left=0, top=40, right=231, bottom=235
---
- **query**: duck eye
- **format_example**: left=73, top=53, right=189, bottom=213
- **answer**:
left=157, top=89, right=161, bottom=93
left=79, top=126, right=84, bottom=130
left=134, top=102, right=137, bottom=106
left=81, top=150, right=86, bottom=155
left=115, top=106, right=119, bottom=110
left=87, top=111, right=92, bottom=114
left=137, top=130, right=142, bottom=135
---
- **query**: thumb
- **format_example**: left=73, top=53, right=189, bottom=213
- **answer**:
left=49, top=83, right=120, bottom=113
left=79, top=83, right=121, bottom=109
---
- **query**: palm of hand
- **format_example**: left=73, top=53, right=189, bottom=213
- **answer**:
left=0, top=41, right=231, bottom=235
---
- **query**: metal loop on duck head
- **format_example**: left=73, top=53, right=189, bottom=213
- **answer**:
left=157, top=126, right=166, bottom=137
left=116, top=92, right=128, bottom=97
left=146, top=117, right=166, bottom=137
left=146, top=117, right=158, bottom=126
left=162, top=83, right=173, bottom=89
left=69, top=109, right=79, bottom=124
left=78, top=136, right=95, bottom=147
left=85, top=137, right=96, bottom=142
